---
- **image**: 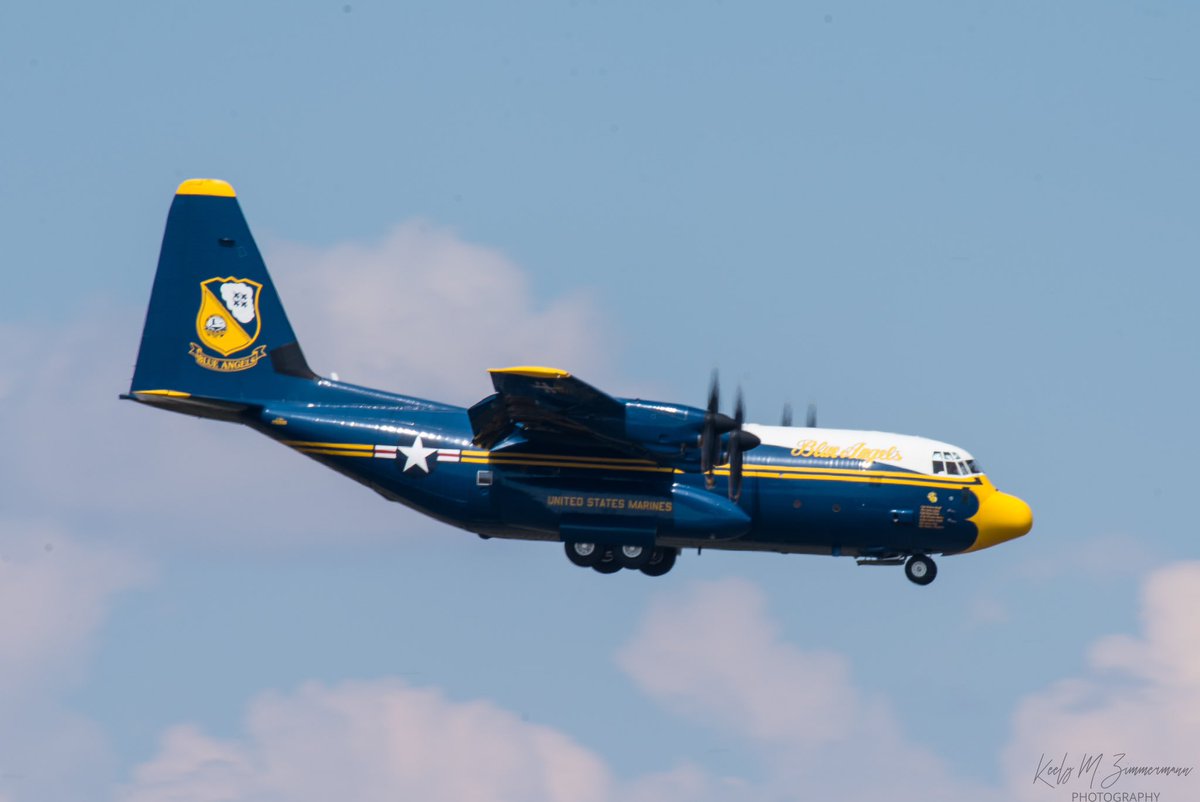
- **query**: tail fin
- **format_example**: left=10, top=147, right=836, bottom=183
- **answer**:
left=128, top=179, right=318, bottom=409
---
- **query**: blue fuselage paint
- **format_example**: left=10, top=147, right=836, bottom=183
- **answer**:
left=254, top=381, right=982, bottom=558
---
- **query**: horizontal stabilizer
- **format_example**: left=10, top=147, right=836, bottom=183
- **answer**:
left=121, top=389, right=255, bottom=422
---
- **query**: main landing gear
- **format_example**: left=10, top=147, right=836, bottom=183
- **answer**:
left=564, top=542, right=678, bottom=576
left=904, top=554, right=937, bottom=586
left=856, top=553, right=940, bottom=586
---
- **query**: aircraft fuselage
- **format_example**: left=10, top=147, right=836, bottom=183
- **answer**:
left=227, top=380, right=1026, bottom=565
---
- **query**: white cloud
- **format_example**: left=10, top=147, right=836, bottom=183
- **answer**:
left=965, top=594, right=1011, bottom=628
left=1001, top=561, right=1200, bottom=800
left=269, top=221, right=614, bottom=404
left=112, top=564, right=1200, bottom=802
left=0, top=520, right=148, bottom=696
left=0, top=520, right=149, bottom=802
left=0, top=214, right=639, bottom=797
left=0, top=220, right=616, bottom=548
left=1016, top=532, right=1159, bottom=583
left=118, top=679, right=734, bottom=802
left=616, top=577, right=858, bottom=745
left=119, top=680, right=614, bottom=802
left=0, top=309, right=393, bottom=547
left=616, top=578, right=1000, bottom=802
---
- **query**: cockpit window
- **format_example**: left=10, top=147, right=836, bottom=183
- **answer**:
left=932, top=452, right=982, bottom=475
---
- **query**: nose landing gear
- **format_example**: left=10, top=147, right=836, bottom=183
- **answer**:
left=904, top=554, right=937, bottom=586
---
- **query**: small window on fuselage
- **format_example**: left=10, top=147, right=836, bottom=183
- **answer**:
left=932, top=452, right=946, bottom=474
left=945, top=460, right=961, bottom=475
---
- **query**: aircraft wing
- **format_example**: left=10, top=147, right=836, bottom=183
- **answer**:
left=468, top=367, right=646, bottom=455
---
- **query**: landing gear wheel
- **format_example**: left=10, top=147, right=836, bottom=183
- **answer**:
left=592, top=547, right=622, bottom=574
left=639, top=547, right=678, bottom=577
left=565, top=542, right=598, bottom=568
left=905, top=554, right=937, bottom=586
left=617, top=544, right=651, bottom=569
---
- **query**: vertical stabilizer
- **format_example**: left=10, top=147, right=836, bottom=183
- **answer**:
left=129, top=179, right=317, bottom=405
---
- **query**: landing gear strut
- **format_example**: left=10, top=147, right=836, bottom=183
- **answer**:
left=905, top=554, right=937, bottom=586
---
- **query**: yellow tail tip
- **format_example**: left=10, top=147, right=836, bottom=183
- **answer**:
left=175, top=178, right=237, bottom=198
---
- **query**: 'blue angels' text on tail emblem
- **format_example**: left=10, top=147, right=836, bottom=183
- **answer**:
left=189, top=277, right=268, bottom=372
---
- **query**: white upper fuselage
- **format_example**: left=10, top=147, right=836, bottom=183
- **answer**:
left=743, top=424, right=980, bottom=477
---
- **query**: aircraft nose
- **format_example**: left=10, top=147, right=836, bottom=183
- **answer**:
left=969, top=491, right=1033, bottom=551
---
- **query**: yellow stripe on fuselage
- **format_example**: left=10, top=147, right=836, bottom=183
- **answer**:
left=277, top=440, right=983, bottom=490
left=721, top=467, right=980, bottom=491
left=462, top=450, right=661, bottom=467
left=281, top=441, right=374, bottom=450
left=459, top=455, right=678, bottom=474
left=295, top=448, right=375, bottom=458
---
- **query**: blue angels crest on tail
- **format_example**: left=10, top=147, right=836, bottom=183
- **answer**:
left=191, top=276, right=266, bottom=370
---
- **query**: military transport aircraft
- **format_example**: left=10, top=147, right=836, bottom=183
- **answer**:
left=124, top=179, right=1033, bottom=585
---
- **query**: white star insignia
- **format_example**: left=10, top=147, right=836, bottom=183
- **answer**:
left=397, top=435, right=437, bottom=473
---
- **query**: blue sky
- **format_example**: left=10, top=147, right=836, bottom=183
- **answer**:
left=2, top=2, right=1199, bottom=800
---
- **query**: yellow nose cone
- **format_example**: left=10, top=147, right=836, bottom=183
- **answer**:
left=966, top=491, right=1033, bottom=552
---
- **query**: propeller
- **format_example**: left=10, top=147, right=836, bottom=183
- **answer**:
left=782, top=402, right=817, bottom=427
left=726, top=389, right=761, bottom=502
left=699, top=372, right=733, bottom=489
left=697, top=373, right=761, bottom=501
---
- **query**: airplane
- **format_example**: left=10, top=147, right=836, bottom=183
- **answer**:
left=123, top=178, right=1033, bottom=585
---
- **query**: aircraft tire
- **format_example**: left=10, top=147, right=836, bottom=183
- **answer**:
left=905, top=554, right=937, bottom=586
left=639, top=547, right=677, bottom=577
left=592, top=547, right=623, bottom=574
left=565, top=541, right=598, bottom=567
left=617, top=544, right=651, bottom=569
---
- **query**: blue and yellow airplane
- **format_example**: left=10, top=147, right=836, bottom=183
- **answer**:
left=124, top=179, right=1032, bottom=585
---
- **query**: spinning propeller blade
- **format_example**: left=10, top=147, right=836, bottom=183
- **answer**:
left=726, top=388, right=761, bottom=502
left=698, top=372, right=759, bottom=500
left=699, top=372, right=729, bottom=489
